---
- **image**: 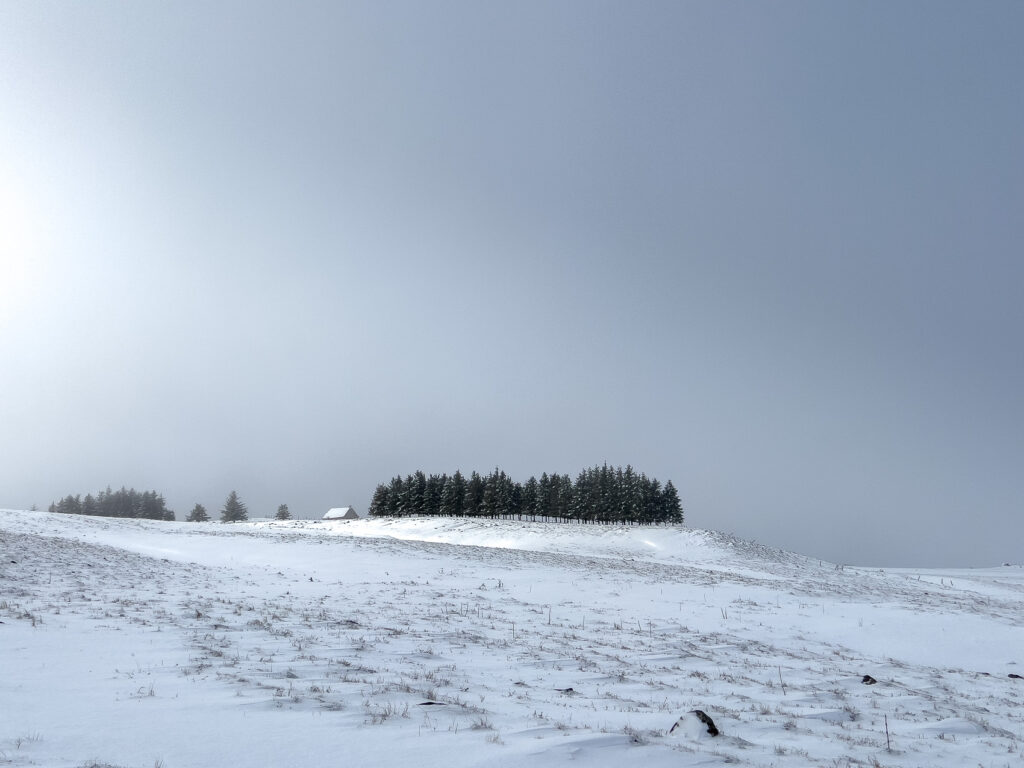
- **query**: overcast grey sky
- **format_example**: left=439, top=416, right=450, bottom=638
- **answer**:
left=2, top=2, right=1021, bottom=566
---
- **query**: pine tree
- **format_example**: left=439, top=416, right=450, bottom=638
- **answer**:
left=111, top=487, right=133, bottom=518
left=463, top=471, right=484, bottom=517
left=509, top=481, right=523, bottom=520
left=141, top=490, right=164, bottom=520
left=536, top=472, right=552, bottom=519
left=642, top=477, right=662, bottom=524
left=386, top=476, right=404, bottom=516
left=556, top=474, right=574, bottom=520
left=276, top=503, right=291, bottom=521
left=424, top=474, right=445, bottom=516
left=620, top=465, right=638, bottom=524
left=481, top=469, right=497, bottom=517
left=439, top=470, right=466, bottom=517
left=186, top=503, right=209, bottom=522
left=494, top=469, right=514, bottom=517
left=220, top=491, right=248, bottom=523
left=521, top=476, right=538, bottom=520
left=661, top=480, right=684, bottom=525
left=368, top=484, right=391, bottom=517
left=569, top=469, right=592, bottom=521
left=400, top=471, right=427, bottom=516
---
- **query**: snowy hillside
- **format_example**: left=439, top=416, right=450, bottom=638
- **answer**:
left=2, top=509, right=1022, bottom=767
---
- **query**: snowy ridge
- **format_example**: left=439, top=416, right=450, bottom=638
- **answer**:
left=2, top=508, right=1023, bottom=768
left=269, top=515, right=816, bottom=569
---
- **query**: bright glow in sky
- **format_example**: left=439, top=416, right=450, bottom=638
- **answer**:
left=1, top=2, right=1021, bottom=566
left=0, top=175, right=46, bottom=326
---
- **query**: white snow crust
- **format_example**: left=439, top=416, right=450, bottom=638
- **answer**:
left=1, top=509, right=1022, bottom=767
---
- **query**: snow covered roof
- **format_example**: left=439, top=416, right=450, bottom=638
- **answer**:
left=323, top=507, right=359, bottom=520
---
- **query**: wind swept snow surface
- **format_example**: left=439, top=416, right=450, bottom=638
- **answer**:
left=1, top=510, right=1022, bottom=767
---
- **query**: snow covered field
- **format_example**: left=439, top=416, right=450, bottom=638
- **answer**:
left=1, top=509, right=1022, bottom=767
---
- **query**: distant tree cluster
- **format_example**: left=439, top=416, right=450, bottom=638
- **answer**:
left=368, top=464, right=683, bottom=525
left=49, top=486, right=175, bottom=521
left=47, top=488, right=288, bottom=525
left=184, top=494, right=290, bottom=523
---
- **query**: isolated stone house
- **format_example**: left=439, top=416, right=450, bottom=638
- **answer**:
left=323, top=506, right=359, bottom=520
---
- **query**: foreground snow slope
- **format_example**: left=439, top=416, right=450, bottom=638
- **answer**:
left=1, top=510, right=1022, bottom=767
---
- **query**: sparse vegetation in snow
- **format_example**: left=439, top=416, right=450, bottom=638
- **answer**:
left=1, top=509, right=1022, bottom=767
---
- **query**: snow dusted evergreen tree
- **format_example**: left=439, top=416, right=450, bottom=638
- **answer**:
left=486, top=468, right=515, bottom=518
left=536, top=472, right=553, bottom=518
left=368, top=483, right=391, bottom=517
left=480, top=471, right=497, bottom=517
left=661, top=480, right=684, bottom=524
left=439, top=470, right=466, bottom=517
left=275, top=503, right=291, bottom=520
left=462, top=471, right=484, bottom=517
left=424, top=474, right=445, bottom=516
left=386, top=476, right=404, bottom=516
left=186, top=503, right=209, bottom=522
left=401, top=471, right=427, bottom=516
left=641, top=476, right=662, bottom=525
left=555, top=474, right=574, bottom=520
left=220, top=491, right=248, bottom=523
left=140, top=491, right=170, bottom=520
left=61, top=495, right=82, bottom=515
left=521, top=476, right=538, bottom=519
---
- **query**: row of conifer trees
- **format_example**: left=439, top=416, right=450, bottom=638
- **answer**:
left=50, top=486, right=175, bottom=520
left=48, top=488, right=293, bottom=524
left=367, top=464, right=683, bottom=525
left=184, top=494, right=291, bottom=522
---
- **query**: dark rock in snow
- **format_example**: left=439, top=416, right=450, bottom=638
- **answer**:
left=1009, top=673, right=1023, bottom=680
left=693, top=709, right=720, bottom=736
left=670, top=709, right=719, bottom=737
left=862, top=675, right=878, bottom=685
